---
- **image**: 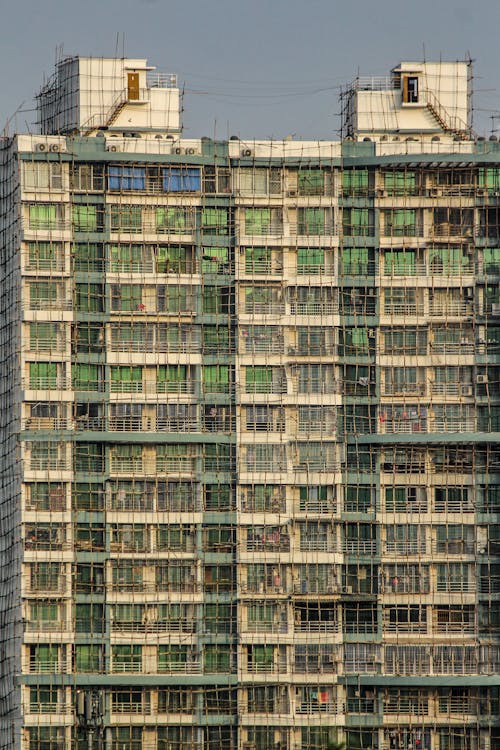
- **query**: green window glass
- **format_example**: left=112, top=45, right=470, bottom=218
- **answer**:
left=204, top=645, right=231, bottom=673
left=72, top=204, right=98, bottom=232
left=29, top=203, right=61, bottom=230
left=244, top=246, right=271, bottom=273
left=203, top=365, right=230, bottom=394
left=201, top=208, right=229, bottom=235
left=341, top=247, right=371, bottom=275
left=111, top=284, right=142, bottom=311
left=298, top=169, right=325, bottom=196
left=245, top=366, right=273, bottom=393
left=112, top=645, right=142, bottom=672
left=29, top=322, right=60, bottom=351
left=74, top=243, right=103, bottom=271
left=245, top=208, right=271, bottom=234
left=384, top=209, right=418, bottom=236
left=75, top=645, right=102, bottom=672
left=156, top=207, right=192, bottom=233
left=298, top=207, right=326, bottom=235
left=342, top=169, right=369, bottom=195
left=157, top=245, right=192, bottom=273
left=157, top=365, right=188, bottom=393
left=429, top=246, right=470, bottom=274
left=109, top=244, right=144, bottom=272
left=27, top=242, right=62, bottom=270
left=29, top=281, right=59, bottom=308
left=74, top=443, right=104, bottom=473
left=110, top=366, right=142, bottom=392
left=158, top=644, right=190, bottom=670
left=385, top=250, right=416, bottom=275
left=343, top=208, right=371, bottom=237
left=483, top=247, right=500, bottom=274
left=297, top=247, right=325, bottom=274
left=110, top=205, right=142, bottom=232
left=75, top=283, right=104, bottom=312
left=384, top=171, right=416, bottom=195
left=479, top=168, right=500, bottom=190
left=201, top=246, right=229, bottom=273
left=29, top=362, right=57, bottom=388
left=73, top=363, right=101, bottom=391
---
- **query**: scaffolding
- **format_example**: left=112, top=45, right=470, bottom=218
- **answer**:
left=0, top=56, right=498, bottom=750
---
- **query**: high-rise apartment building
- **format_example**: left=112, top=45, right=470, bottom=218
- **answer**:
left=0, top=55, right=498, bottom=750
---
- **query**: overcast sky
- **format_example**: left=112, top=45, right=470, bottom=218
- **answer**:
left=2, top=0, right=500, bottom=139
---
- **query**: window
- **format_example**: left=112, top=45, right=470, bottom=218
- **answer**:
left=112, top=645, right=142, bottom=673
left=75, top=282, right=104, bottom=312
left=245, top=366, right=285, bottom=394
left=239, top=168, right=281, bottom=195
left=72, top=204, right=103, bottom=232
left=244, top=207, right=282, bottom=235
left=29, top=281, right=63, bottom=309
left=158, top=644, right=196, bottom=672
left=26, top=483, right=65, bottom=511
left=71, top=163, right=104, bottom=191
left=110, top=283, right=142, bottom=311
left=110, top=365, right=142, bottom=393
left=108, top=165, right=146, bottom=191
left=383, top=209, right=419, bottom=236
left=110, top=205, right=142, bottom=232
left=340, top=247, right=373, bottom=275
left=72, top=363, right=102, bottom=391
left=298, top=207, right=330, bottom=235
left=156, top=206, right=195, bottom=233
left=297, top=247, right=325, bottom=274
left=23, top=162, right=62, bottom=190
left=342, top=168, right=369, bottom=196
left=75, top=644, right=103, bottom=673
left=28, top=322, right=63, bottom=352
left=157, top=364, right=191, bottom=394
left=163, top=166, right=201, bottom=192
left=29, top=362, right=58, bottom=389
left=26, top=241, right=63, bottom=271
left=297, top=169, right=330, bottom=196
left=342, top=207, right=372, bottom=236
left=28, top=203, right=64, bottom=230
left=403, top=75, right=419, bottom=103
left=73, top=242, right=104, bottom=271
left=384, top=170, right=417, bottom=195
left=201, top=207, right=229, bottom=235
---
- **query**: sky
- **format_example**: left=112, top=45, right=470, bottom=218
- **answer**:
left=2, top=0, right=500, bottom=140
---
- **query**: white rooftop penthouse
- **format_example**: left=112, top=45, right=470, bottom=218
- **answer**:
left=342, top=60, right=472, bottom=142
left=36, top=56, right=181, bottom=137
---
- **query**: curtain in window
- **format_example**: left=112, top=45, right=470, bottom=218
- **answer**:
left=342, top=169, right=369, bottom=194
left=298, top=169, right=324, bottom=195
left=341, top=247, right=370, bottom=275
left=298, top=207, right=325, bottom=235
left=201, top=208, right=228, bottom=235
left=297, top=247, right=324, bottom=273
left=384, top=171, right=416, bottom=195
left=156, top=207, right=191, bottom=233
left=201, top=245, right=228, bottom=272
left=73, top=205, right=98, bottom=232
left=157, top=365, right=188, bottom=393
left=163, top=167, right=201, bottom=192
left=203, top=365, right=229, bottom=393
left=73, top=363, right=100, bottom=391
left=109, top=166, right=145, bottom=191
left=385, top=250, right=416, bottom=275
left=110, top=366, right=142, bottom=392
left=29, top=204, right=59, bottom=230
left=29, top=362, right=57, bottom=388
left=245, top=208, right=271, bottom=234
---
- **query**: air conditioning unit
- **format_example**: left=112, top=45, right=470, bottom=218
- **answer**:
left=185, top=147, right=198, bottom=155
left=287, top=189, right=297, bottom=197
left=242, top=148, right=253, bottom=157
left=460, top=384, right=473, bottom=396
left=476, top=374, right=488, bottom=384
left=35, top=143, right=48, bottom=152
left=342, top=585, right=353, bottom=594
left=430, top=187, right=442, bottom=197
left=477, top=188, right=487, bottom=196
left=49, top=143, right=61, bottom=153
left=173, top=146, right=183, bottom=154
left=106, top=145, right=118, bottom=152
